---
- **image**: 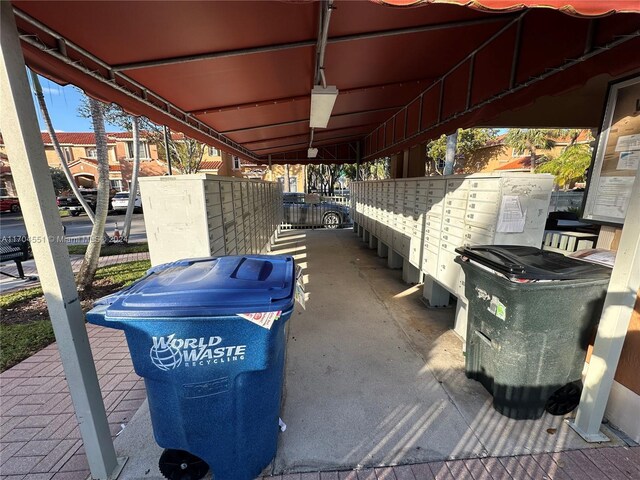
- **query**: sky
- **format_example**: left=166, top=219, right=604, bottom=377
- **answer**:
left=32, top=75, right=124, bottom=132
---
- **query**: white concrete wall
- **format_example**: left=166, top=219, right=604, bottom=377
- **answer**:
left=605, top=380, right=640, bottom=443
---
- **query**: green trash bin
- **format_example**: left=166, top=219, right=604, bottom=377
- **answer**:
left=455, top=245, right=611, bottom=420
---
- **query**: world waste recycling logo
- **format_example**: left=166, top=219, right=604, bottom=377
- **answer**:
left=149, top=333, right=247, bottom=371
left=149, top=334, right=183, bottom=371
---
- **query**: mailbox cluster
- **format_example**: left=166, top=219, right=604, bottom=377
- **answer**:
left=140, top=174, right=283, bottom=266
left=351, top=172, right=554, bottom=338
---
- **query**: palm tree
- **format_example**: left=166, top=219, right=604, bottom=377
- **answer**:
left=122, top=116, right=141, bottom=241
left=76, top=98, right=111, bottom=290
left=536, top=130, right=594, bottom=188
left=504, top=129, right=565, bottom=172
left=29, top=71, right=96, bottom=222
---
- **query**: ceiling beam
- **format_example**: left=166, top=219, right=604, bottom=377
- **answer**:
left=221, top=106, right=402, bottom=135
left=189, top=79, right=428, bottom=115
left=112, top=16, right=512, bottom=72
left=254, top=134, right=364, bottom=154
left=242, top=123, right=379, bottom=147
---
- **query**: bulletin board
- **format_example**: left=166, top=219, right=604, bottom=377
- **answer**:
left=583, top=75, right=640, bottom=225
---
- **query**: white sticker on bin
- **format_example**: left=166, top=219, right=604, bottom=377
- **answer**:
left=237, top=311, right=282, bottom=329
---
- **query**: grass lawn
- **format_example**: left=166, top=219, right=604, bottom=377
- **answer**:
left=0, top=259, right=151, bottom=372
left=67, top=241, right=148, bottom=256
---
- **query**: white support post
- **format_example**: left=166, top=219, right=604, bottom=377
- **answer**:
left=0, top=3, right=124, bottom=479
left=402, top=258, right=421, bottom=284
left=368, top=234, right=378, bottom=250
left=423, top=276, right=451, bottom=307
left=377, top=241, right=389, bottom=258
left=569, top=173, right=640, bottom=442
left=402, top=149, right=409, bottom=179
left=387, top=249, right=403, bottom=269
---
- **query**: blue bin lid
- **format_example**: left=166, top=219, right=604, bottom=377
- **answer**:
left=94, top=255, right=295, bottom=318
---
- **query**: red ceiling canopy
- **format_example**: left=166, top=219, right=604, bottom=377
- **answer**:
left=11, top=1, right=640, bottom=164
left=374, top=1, right=640, bottom=17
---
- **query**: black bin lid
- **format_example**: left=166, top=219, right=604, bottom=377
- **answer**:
left=455, top=245, right=612, bottom=281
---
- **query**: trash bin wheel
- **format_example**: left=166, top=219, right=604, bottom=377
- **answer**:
left=158, top=449, right=209, bottom=480
left=545, top=382, right=582, bottom=416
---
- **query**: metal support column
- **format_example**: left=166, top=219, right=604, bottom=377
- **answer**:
left=355, top=141, right=361, bottom=181
left=0, top=3, right=125, bottom=478
left=569, top=173, right=640, bottom=442
left=268, top=154, right=273, bottom=180
left=402, top=149, right=409, bottom=179
left=444, top=130, right=458, bottom=175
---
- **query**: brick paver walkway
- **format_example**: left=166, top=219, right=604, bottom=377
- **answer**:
left=1, top=326, right=638, bottom=480
left=0, top=325, right=146, bottom=479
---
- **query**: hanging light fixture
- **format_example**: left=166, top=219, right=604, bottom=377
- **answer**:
left=309, top=85, right=339, bottom=128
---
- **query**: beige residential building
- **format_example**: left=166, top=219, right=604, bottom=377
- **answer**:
left=0, top=132, right=240, bottom=195
left=462, top=130, right=593, bottom=174
left=262, top=164, right=306, bottom=193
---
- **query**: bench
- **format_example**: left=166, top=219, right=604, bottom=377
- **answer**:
left=542, top=230, right=599, bottom=255
left=0, top=240, right=32, bottom=280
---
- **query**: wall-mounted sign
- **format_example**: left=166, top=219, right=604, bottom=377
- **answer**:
left=583, top=75, right=640, bottom=225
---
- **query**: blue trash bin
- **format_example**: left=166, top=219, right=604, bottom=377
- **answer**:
left=87, top=255, right=295, bottom=480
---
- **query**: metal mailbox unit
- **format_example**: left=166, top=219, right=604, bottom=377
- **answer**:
left=352, top=173, right=554, bottom=341
left=140, top=174, right=283, bottom=266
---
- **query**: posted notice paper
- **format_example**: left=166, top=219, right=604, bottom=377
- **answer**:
left=497, top=195, right=526, bottom=233
left=592, top=176, right=635, bottom=219
left=615, top=133, right=640, bottom=152
left=617, top=151, right=640, bottom=170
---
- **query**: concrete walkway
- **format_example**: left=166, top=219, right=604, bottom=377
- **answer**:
left=0, top=251, right=150, bottom=293
left=1, top=230, right=638, bottom=479
left=111, top=229, right=637, bottom=479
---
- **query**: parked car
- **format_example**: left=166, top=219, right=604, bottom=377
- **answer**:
left=111, top=191, right=142, bottom=213
left=282, top=192, right=350, bottom=228
left=57, top=189, right=97, bottom=216
left=56, top=189, right=115, bottom=216
left=0, top=196, right=20, bottom=213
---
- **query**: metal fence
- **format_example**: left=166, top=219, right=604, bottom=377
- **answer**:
left=549, top=191, right=584, bottom=212
left=280, top=194, right=352, bottom=229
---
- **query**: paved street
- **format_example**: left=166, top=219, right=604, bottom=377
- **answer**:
left=0, top=212, right=147, bottom=244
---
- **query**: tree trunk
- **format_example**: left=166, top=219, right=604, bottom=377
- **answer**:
left=443, top=131, right=458, bottom=175
left=529, top=143, right=537, bottom=173
left=77, top=98, right=110, bottom=290
left=284, top=164, right=290, bottom=193
left=123, top=116, right=140, bottom=241
left=29, top=70, right=96, bottom=223
left=328, top=165, right=337, bottom=195
left=163, top=125, right=173, bottom=175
